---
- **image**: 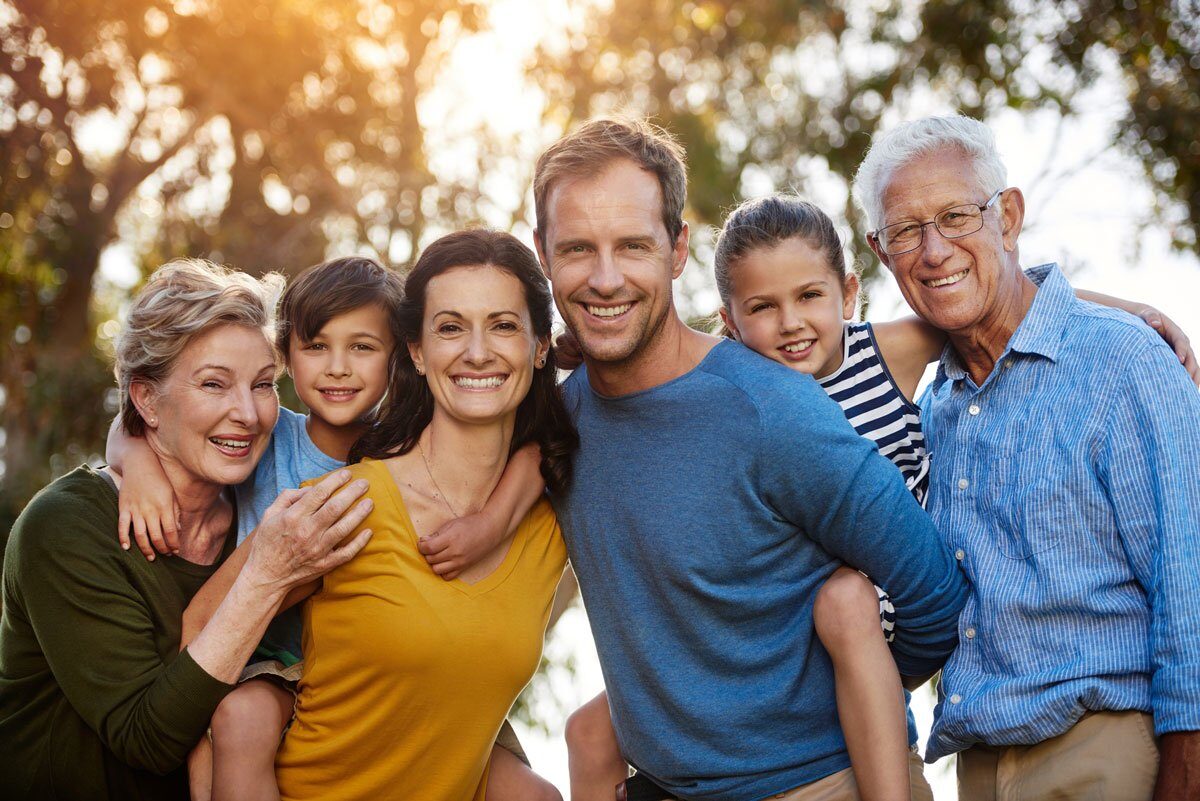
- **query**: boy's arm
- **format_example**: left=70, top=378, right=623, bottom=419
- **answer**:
left=1076, top=288, right=1198, bottom=383
left=106, top=416, right=180, bottom=559
left=418, top=443, right=546, bottom=581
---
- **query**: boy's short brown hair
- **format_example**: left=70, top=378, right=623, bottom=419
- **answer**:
left=533, top=117, right=688, bottom=243
left=276, top=257, right=404, bottom=362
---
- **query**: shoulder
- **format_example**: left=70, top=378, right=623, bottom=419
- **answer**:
left=5, top=467, right=120, bottom=579
left=1065, top=301, right=1170, bottom=370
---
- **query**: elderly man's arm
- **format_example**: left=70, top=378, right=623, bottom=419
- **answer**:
left=757, top=382, right=968, bottom=676
left=1100, top=341, right=1200, bottom=798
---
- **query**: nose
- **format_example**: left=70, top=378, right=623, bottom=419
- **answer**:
left=325, top=348, right=351, bottom=378
left=778, top=303, right=806, bottom=334
left=586, top=249, right=625, bottom=297
left=920, top=223, right=954, bottom=267
left=227, top=384, right=260, bottom=428
left=463, top=328, right=492, bottom=366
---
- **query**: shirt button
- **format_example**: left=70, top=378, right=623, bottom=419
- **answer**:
left=968, top=404, right=980, bottom=416
left=958, top=478, right=969, bottom=490
left=1004, top=360, right=1014, bottom=369
left=949, top=693, right=962, bottom=704
left=955, top=548, right=965, bottom=561
left=965, top=627, right=976, bottom=639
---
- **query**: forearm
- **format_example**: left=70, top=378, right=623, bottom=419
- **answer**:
left=1075, top=287, right=1146, bottom=315
left=185, top=568, right=288, bottom=683
left=490, top=443, right=546, bottom=537
left=1154, top=731, right=1200, bottom=801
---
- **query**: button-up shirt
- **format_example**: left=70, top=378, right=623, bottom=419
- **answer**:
left=922, top=263, right=1200, bottom=761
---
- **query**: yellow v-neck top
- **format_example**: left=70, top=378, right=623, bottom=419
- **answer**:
left=275, top=458, right=566, bottom=801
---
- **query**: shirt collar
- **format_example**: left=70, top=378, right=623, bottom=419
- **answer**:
left=936, top=263, right=1071, bottom=382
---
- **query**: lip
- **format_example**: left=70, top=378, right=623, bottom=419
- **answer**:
left=316, top=387, right=361, bottom=403
left=208, top=434, right=255, bottom=458
left=922, top=268, right=970, bottom=289
left=580, top=301, right=635, bottom=322
left=777, top=339, right=817, bottom=362
left=451, top=373, right=510, bottom=391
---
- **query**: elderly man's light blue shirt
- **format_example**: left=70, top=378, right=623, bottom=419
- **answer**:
left=922, top=263, right=1200, bottom=761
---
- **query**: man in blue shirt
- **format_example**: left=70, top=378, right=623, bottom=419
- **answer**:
left=532, top=117, right=968, bottom=800
left=856, top=115, right=1200, bottom=800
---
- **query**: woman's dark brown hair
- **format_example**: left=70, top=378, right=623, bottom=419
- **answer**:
left=348, top=230, right=577, bottom=495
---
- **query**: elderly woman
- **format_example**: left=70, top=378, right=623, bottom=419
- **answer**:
left=0, top=259, right=373, bottom=801
left=188, top=230, right=576, bottom=801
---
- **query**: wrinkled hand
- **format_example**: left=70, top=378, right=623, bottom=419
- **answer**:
left=554, top=330, right=583, bottom=371
left=1139, top=307, right=1199, bottom=385
left=245, top=470, right=374, bottom=591
left=419, top=510, right=504, bottom=581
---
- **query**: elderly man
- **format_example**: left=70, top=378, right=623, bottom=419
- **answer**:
left=856, top=115, right=1200, bottom=800
left=533, top=117, right=967, bottom=801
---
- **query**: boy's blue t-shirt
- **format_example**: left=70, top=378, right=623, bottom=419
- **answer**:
left=234, top=406, right=343, bottom=664
left=555, top=340, right=967, bottom=800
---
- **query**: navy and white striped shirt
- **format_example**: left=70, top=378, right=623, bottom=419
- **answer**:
left=818, top=322, right=929, bottom=505
left=921, top=264, right=1200, bottom=761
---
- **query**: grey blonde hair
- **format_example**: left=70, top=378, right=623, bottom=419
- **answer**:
left=114, top=258, right=286, bottom=436
left=852, top=115, right=1007, bottom=231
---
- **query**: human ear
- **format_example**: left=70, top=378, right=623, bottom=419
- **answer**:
left=129, top=380, right=159, bottom=429
left=407, top=340, right=425, bottom=376
left=866, top=232, right=893, bottom=272
left=533, top=229, right=551, bottom=279
left=718, top=307, right=742, bottom=341
left=670, top=222, right=690, bottom=279
left=998, top=188, right=1025, bottom=251
left=534, top=335, right=550, bottom=368
left=841, top=273, right=861, bottom=320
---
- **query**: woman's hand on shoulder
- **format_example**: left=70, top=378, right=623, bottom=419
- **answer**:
left=1137, top=306, right=1199, bottom=385
left=242, top=470, right=375, bottom=594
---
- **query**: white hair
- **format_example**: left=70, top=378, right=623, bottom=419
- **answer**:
left=852, top=115, right=1008, bottom=231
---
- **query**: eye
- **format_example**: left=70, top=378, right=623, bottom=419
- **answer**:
left=351, top=342, right=377, bottom=352
left=303, top=342, right=326, bottom=351
left=254, top=380, right=277, bottom=392
left=436, top=322, right=464, bottom=335
left=625, top=242, right=647, bottom=250
left=493, top=321, right=519, bottom=332
left=801, top=291, right=821, bottom=301
left=750, top=302, right=773, bottom=314
left=201, top=380, right=224, bottom=390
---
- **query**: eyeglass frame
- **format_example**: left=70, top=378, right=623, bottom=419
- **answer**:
left=868, top=188, right=1006, bottom=256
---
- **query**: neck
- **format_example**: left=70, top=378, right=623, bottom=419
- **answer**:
left=306, top=414, right=367, bottom=462
left=418, top=410, right=514, bottom=515
left=144, top=437, right=231, bottom=562
left=586, top=312, right=720, bottom=396
left=947, top=266, right=1038, bottom=386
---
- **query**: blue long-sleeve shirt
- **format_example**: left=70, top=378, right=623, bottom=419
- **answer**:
left=922, top=264, right=1200, bottom=761
left=556, top=340, right=967, bottom=801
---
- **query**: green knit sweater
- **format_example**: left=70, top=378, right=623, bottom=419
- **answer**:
left=0, top=465, right=235, bottom=800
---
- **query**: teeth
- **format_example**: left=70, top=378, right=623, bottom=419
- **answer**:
left=925, top=269, right=968, bottom=288
left=321, top=389, right=356, bottom=396
left=211, top=437, right=250, bottom=448
left=587, top=303, right=631, bottom=318
left=453, top=376, right=506, bottom=389
left=783, top=340, right=816, bottom=353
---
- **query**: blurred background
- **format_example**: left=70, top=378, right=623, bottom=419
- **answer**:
left=2, top=0, right=1198, bottom=797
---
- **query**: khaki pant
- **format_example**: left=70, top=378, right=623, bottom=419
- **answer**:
left=957, top=711, right=1159, bottom=801
left=644, top=750, right=933, bottom=801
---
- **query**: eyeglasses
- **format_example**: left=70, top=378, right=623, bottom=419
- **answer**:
left=870, top=189, right=1005, bottom=256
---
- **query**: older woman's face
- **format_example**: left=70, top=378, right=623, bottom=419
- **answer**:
left=409, top=265, right=548, bottom=428
left=874, top=148, right=1017, bottom=336
left=145, top=323, right=279, bottom=487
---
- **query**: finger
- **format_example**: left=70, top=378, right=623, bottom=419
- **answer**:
left=298, top=470, right=354, bottom=516
left=147, top=520, right=170, bottom=556
left=1185, top=352, right=1200, bottom=386
left=309, top=479, right=370, bottom=530
left=161, top=514, right=180, bottom=554
left=417, top=533, right=450, bottom=556
left=118, top=509, right=132, bottom=551
left=323, top=529, right=373, bottom=569
left=437, top=567, right=461, bottom=581
left=316, top=496, right=374, bottom=550
left=133, top=517, right=156, bottom=561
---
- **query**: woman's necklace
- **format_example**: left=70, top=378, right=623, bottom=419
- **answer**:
left=417, top=438, right=461, bottom=517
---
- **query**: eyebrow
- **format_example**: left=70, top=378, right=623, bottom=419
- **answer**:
left=431, top=310, right=522, bottom=320
left=741, top=279, right=829, bottom=304
left=193, top=363, right=276, bottom=376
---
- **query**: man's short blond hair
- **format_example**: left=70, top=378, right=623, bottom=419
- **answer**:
left=533, top=117, right=688, bottom=243
left=114, top=258, right=285, bottom=436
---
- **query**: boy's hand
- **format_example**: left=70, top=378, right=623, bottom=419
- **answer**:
left=1139, top=307, right=1199, bottom=385
left=116, top=452, right=181, bottom=561
left=554, top=330, right=584, bottom=371
left=419, top=510, right=505, bottom=581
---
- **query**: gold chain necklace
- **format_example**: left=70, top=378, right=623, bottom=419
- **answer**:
left=416, top=437, right=461, bottom=517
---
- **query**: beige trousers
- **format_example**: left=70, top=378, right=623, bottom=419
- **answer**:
left=956, top=710, right=1159, bottom=801
left=655, top=750, right=933, bottom=801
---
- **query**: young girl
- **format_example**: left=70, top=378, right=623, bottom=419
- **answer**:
left=560, top=194, right=1198, bottom=801
left=108, top=256, right=554, bottom=801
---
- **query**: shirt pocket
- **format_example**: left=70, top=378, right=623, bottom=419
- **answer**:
left=987, top=446, right=1068, bottom=560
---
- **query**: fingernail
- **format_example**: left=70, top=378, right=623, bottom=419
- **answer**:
left=122, top=542, right=130, bottom=550
left=148, top=555, right=155, bottom=562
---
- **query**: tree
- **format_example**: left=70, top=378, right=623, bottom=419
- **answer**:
left=0, top=0, right=494, bottom=532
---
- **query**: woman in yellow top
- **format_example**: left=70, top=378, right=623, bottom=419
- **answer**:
left=187, top=229, right=577, bottom=801
left=274, top=229, right=577, bottom=800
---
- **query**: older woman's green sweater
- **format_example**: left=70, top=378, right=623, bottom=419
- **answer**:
left=0, top=465, right=234, bottom=800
